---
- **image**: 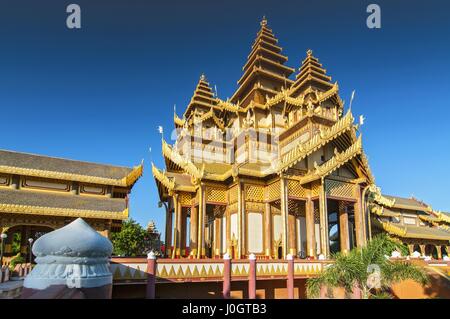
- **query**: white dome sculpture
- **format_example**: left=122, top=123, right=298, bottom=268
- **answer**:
left=24, top=218, right=113, bottom=290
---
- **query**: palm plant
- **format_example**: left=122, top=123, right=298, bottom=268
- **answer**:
left=306, top=234, right=429, bottom=299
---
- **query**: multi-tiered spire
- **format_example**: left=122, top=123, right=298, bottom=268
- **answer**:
left=231, top=17, right=294, bottom=107
left=183, top=74, right=217, bottom=119
left=290, top=49, right=334, bottom=97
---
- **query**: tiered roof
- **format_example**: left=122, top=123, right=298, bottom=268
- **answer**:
left=231, top=17, right=294, bottom=107
left=183, top=74, right=218, bottom=119
left=291, top=49, right=335, bottom=97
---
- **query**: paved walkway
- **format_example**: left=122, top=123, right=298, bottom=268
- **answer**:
left=0, top=278, right=24, bottom=299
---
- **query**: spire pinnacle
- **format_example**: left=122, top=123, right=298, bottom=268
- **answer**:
left=307, top=49, right=313, bottom=57
left=200, top=73, right=206, bottom=81
left=260, top=15, right=267, bottom=26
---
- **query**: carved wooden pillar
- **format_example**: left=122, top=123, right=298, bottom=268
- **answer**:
left=339, top=201, right=350, bottom=253
left=419, top=244, right=426, bottom=256
left=189, top=205, right=198, bottom=257
left=180, top=207, right=187, bottom=257
left=408, top=244, right=414, bottom=256
left=165, top=201, right=173, bottom=258
left=264, top=202, right=272, bottom=258
left=318, top=181, right=329, bottom=257
left=175, top=195, right=183, bottom=258
left=171, top=194, right=179, bottom=259
left=237, top=181, right=245, bottom=259
left=214, top=217, right=221, bottom=258
left=197, top=185, right=206, bottom=259
left=288, top=214, right=297, bottom=256
left=306, top=196, right=316, bottom=258
left=437, top=245, right=442, bottom=260
left=226, top=209, right=231, bottom=256
left=280, top=177, right=289, bottom=259
left=354, top=185, right=365, bottom=247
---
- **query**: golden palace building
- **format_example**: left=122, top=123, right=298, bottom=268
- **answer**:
left=152, top=17, right=450, bottom=261
left=0, top=149, right=142, bottom=257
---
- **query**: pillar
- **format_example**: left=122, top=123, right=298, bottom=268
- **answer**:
left=237, top=181, right=244, bottom=259
left=339, top=202, right=350, bottom=253
left=408, top=244, right=414, bottom=256
left=172, top=194, right=179, bottom=259
left=248, top=254, right=256, bottom=299
left=222, top=253, right=231, bottom=299
left=288, top=214, right=296, bottom=256
left=197, top=184, right=206, bottom=259
left=318, top=181, right=329, bottom=257
left=264, top=202, right=272, bottom=258
left=354, top=185, right=365, bottom=247
left=286, top=254, right=294, bottom=299
left=419, top=244, right=425, bottom=256
left=226, top=210, right=231, bottom=256
left=146, top=252, right=156, bottom=299
left=280, top=177, right=289, bottom=259
left=306, top=196, right=316, bottom=258
left=214, top=217, right=221, bottom=258
left=176, top=197, right=183, bottom=258
left=437, top=245, right=442, bottom=260
left=165, top=202, right=173, bottom=258
left=189, top=205, right=198, bottom=257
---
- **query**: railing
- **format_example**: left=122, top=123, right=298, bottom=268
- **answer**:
left=110, top=257, right=331, bottom=283
left=0, top=263, right=32, bottom=283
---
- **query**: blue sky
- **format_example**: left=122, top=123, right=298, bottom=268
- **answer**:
left=1, top=0, right=449, bottom=235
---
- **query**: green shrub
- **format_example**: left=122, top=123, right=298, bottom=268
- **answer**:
left=9, top=254, right=26, bottom=271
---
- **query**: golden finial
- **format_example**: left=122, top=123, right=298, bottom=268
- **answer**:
left=307, top=49, right=313, bottom=57
left=200, top=73, right=206, bottom=81
left=260, top=15, right=267, bottom=26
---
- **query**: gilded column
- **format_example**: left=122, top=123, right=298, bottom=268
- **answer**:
left=237, top=181, right=245, bottom=259
left=180, top=206, right=187, bottom=257
left=197, top=184, right=206, bottom=258
left=165, top=201, right=173, bottom=258
left=189, top=205, right=198, bottom=257
left=226, top=209, right=231, bottom=256
left=318, top=180, right=329, bottom=257
left=176, top=195, right=183, bottom=258
left=264, top=202, right=272, bottom=258
left=354, top=185, right=365, bottom=247
left=214, top=217, right=221, bottom=258
left=280, top=176, right=289, bottom=259
left=306, top=196, right=316, bottom=258
left=436, top=245, right=442, bottom=260
left=339, top=201, right=350, bottom=253
left=171, top=194, right=179, bottom=259
left=288, top=214, right=296, bottom=256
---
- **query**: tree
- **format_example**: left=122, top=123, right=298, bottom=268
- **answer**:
left=306, top=234, right=429, bottom=299
left=111, top=219, right=150, bottom=257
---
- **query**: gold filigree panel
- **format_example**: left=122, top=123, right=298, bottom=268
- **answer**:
left=179, top=192, right=193, bottom=206
left=288, top=180, right=307, bottom=198
left=325, top=180, right=355, bottom=199
left=265, top=181, right=280, bottom=202
left=206, top=188, right=227, bottom=204
left=311, top=181, right=321, bottom=197
left=228, top=185, right=238, bottom=204
left=245, top=185, right=264, bottom=202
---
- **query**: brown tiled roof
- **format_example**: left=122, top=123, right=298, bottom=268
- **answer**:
left=0, top=149, right=133, bottom=180
left=383, top=194, right=429, bottom=211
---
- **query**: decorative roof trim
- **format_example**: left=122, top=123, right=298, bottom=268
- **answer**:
left=299, top=135, right=363, bottom=185
left=278, top=109, right=354, bottom=173
left=0, top=203, right=128, bottom=220
left=0, top=163, right=143, bottom=188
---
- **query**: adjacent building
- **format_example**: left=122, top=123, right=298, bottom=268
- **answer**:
left=0, top=149, right=142, bottom=257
